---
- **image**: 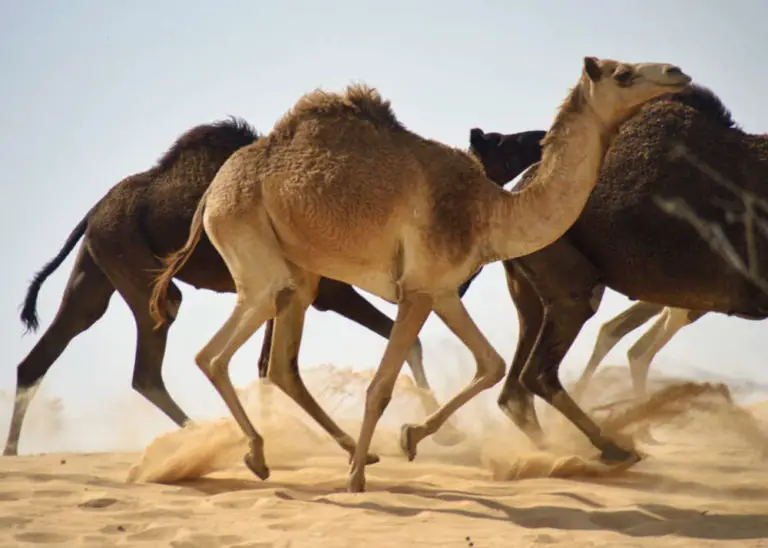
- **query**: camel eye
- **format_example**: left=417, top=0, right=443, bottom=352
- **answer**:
left=614, top=69, right=633, bottom=86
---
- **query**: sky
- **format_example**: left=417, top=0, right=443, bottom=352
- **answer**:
left=1, top=0, right=768, bottom=453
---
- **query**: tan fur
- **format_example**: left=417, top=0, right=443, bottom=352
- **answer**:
left=149, top=57, right=692, bottom=492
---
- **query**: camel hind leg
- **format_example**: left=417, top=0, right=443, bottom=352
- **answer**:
left=264, top=272, right=379, bottom=465
left=5, top=245, right=114, bottom=455
left=626, top=307, right=703, bottom=400
left=87, top=238, right=190, bottom=428
left=193, top=211, right=315, bottom=480
left=573, top=301, right=665, bottom=402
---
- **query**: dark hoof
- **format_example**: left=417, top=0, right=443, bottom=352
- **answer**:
left=400, top=424, right=418, bottom=461
left=600, top=443, right=642, bottom=466
left=3, top=448, right=18, bottom=457
left=243, top=453, right=270, bottom=480
left=430, top=424, right=466, bottom=447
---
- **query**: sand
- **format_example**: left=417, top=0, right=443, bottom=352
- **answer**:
left=2, top=365, right=768, bottom=548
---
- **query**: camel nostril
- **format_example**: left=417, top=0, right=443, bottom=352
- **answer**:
left=664, top=66, right=683, bottom=76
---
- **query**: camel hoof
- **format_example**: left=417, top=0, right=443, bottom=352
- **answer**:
left=3, top=447, right=18, bottom=457
left=400, top=424, right=419, bottom=462
left=600, top=443, right=642, bottom=467
left=243, top=453, right=271, bottom=480
left=430, top=423, right=466, bottom=447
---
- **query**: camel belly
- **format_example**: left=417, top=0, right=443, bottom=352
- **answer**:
left=266, top=210, right=476, bottom=303
left=267, top=214, right=402, bottom=302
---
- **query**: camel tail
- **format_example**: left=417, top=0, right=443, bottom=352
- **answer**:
left=149, top=187, right=211, bottom=329
left=21, top=211, right=91, bottom=333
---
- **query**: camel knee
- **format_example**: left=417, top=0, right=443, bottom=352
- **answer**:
left=519, top=354, right=560, bottom=397
left=195, top=351, right=230, bottom=384
left=477, top=351, right=506, bottom=389
left=626, top=344, right=651, bottom=366
left=594, top=325, right=620, bottom=354
left=518, top=368, right=540, bottom=396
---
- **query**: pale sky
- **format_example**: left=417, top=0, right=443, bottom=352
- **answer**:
left=2, top=0, right=768, bottom=453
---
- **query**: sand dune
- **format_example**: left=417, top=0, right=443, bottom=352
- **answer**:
left=2, top=365, right=768, bottom=547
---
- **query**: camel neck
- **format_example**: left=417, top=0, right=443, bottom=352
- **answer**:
left=481, top=110, right=607, bottom=264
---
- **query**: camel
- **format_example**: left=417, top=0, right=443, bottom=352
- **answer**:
left=7, top=117, right=517, bottom=457
left=148, top=56, right=691, bottom=492
left=6, top=112, right=543, bottom=457
left=574, top=303, right=704, bottom=400
left=470, top=80, right=767, bottom=460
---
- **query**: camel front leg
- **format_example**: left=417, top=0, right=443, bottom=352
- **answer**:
left=400, top=293, right=506, bottom=461
left=312, top=278, right=429, bottom=391
left=312, top=278, right=464, bottom=446
left=496, top=263, right=547, bottom=447
left=518, top=298, right=641, bottom=466
left=348, top=291, right=433, bottom=493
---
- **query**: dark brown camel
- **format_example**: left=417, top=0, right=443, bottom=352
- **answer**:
left=5, top=116, right=546, bottom=456
left=468, top=83, right=768, bottom=464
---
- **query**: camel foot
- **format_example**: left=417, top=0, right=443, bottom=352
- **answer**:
left=599, top=442, right=642, bottom=466
left=243, top=452, right=270, bottom=481
left=400, top=423, right=427, bottom=462
left=3, top=446, right=18, bottom=457
left=430, top=422, right=466, bottom=447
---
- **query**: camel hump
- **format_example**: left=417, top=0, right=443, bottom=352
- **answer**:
left=151, top=116, right=261, bottom=172
left=274, top=83, right=406, bottom=133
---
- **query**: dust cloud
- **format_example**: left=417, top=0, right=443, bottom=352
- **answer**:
left=125, top=363, right=768, bottom=484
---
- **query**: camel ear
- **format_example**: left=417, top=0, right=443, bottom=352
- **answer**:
left=583, top=56, right=602, bottom=82
left=469, top=127, right=487, bottom=149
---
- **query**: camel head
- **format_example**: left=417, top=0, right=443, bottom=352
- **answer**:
left=468, top=129, right=547, bottom=186
left=580, top=56, right=692, bottom=127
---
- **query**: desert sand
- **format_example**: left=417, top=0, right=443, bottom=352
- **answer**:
left=2, top=365, right=768, bottom=548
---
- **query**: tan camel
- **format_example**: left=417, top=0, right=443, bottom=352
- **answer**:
left=148, top=56, right=691, bottom=493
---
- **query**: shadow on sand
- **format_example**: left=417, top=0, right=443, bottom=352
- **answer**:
left=169, top=466, right=768, bottom=541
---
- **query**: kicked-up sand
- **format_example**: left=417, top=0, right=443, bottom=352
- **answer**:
left=1, top=365, right=768, bottom=548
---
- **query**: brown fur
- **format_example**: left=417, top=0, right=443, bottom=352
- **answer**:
left=471, top=83, right=768, bottom=461
left=273, top=83, right=408, bottom=135
left=10, top=114, right=484, bottom=456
